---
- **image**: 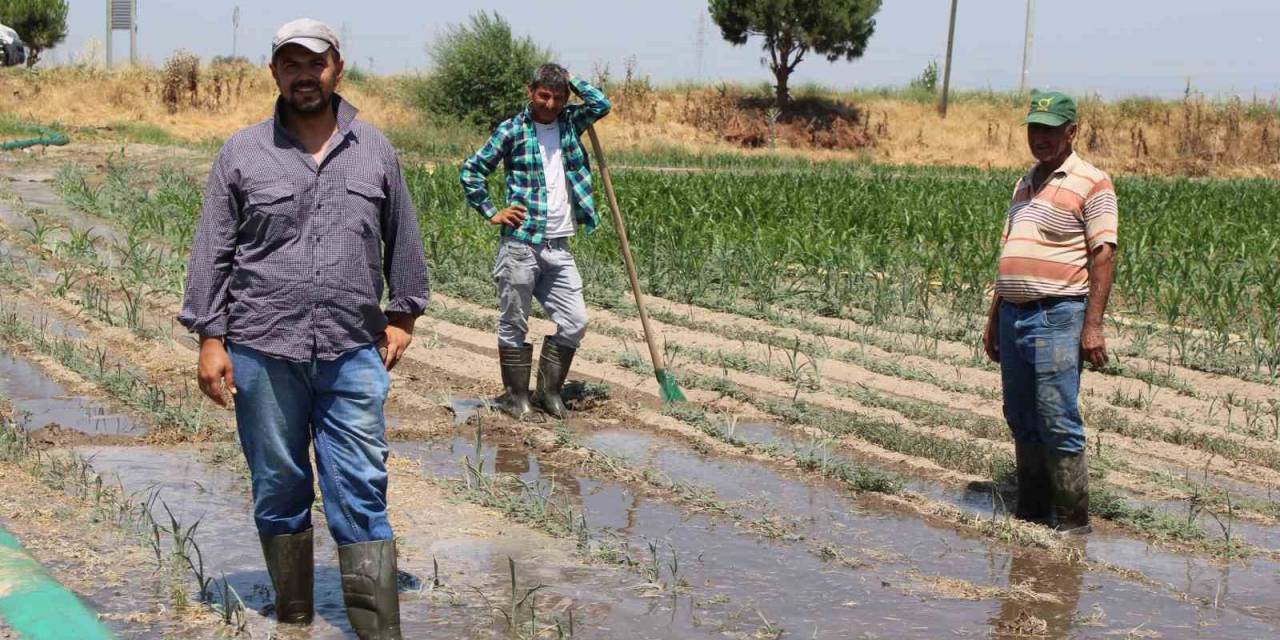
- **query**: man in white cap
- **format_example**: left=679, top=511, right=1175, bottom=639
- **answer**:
left=180, top=17, right=428, bottom=639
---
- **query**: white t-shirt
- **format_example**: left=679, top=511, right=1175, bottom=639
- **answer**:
left=534, top=121, right=576, bottom=239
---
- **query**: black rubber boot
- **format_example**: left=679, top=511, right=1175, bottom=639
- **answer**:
left=1048, top=450, right=1092, bottom=534
left=534, top=339, right=576, bottom=419
left=338, top=540, right=403, bottom=640
left=497, top=344, right=534, bottom=420
left=1013, top=441, right=1052, bottom=524
left=259, top=528, right=314, bottom=625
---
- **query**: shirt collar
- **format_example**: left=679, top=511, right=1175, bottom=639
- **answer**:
left=1025, top=150, right=1080, bottom=185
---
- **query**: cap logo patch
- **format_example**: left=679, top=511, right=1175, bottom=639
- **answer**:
left=1036, top=97, right=1054, bottom=112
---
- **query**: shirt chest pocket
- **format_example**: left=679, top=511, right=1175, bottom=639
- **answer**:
left=344, top=178, right=385, bottom=268
left=241, top=186, right=297, bottom=246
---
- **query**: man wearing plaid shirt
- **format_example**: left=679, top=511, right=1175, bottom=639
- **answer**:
left=460, top=64, right=611, bottom=420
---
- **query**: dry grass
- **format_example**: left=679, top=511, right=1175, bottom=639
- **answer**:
left=601, top=87, right=1280, bottom=177
left=0, top=65, right=416, bottom=144
left=2, top=64, right=1279, bottom=177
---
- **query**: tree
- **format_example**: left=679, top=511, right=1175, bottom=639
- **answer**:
left=424, top=11, right=552, bottom=130
left=709, top=0, right=881, bottom=106
left=0, top=0, right=69, bottom=68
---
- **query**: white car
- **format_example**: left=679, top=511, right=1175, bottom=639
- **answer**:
left=0, top=24, right=26, bottom=67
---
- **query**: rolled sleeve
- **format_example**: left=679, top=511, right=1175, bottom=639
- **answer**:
left=568, top=75, right=612, bottom=133
left=178, top=152, right=238, bottom=337
left=382, top=152, right=430, bottom=317
left=460, top=124, right=511, bottom=219
left=1083, top=177, right=1118, bottom=250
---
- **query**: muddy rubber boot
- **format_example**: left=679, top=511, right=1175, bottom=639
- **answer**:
left=338, top=540, right=403, bottom=640
left=1048, top=450, right=1092, bottom=535
left=497, top=344, right=534, bottom=420
left=1013, top=441, right=1052, bottom=524
left=259, top=528, right=314, bottom=625
left=534, top=339, right=576, bottom=419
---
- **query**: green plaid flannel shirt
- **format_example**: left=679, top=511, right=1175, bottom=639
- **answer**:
left=460, top=76, right=612, bottom=244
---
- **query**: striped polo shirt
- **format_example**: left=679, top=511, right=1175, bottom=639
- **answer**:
left=996, top=152, right=1118, bottom=303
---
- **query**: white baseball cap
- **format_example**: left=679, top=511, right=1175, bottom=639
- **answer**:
left=271, top=18, right=341, bottom=58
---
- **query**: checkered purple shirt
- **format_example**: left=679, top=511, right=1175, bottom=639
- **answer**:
left=179, top=94, right=430, bottom=362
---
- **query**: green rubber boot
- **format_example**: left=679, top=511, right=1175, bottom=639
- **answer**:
left=1013, top=441, right=1052, bottom=524
left=259, top=528, right=314, bottom=625
left=1048, top=450, right=1092, bottom=535
left=534, top=339, right=576, bottom=419
left=338, top=540, right=403, bottom=640
left=497, top=344, right=534, bottom=420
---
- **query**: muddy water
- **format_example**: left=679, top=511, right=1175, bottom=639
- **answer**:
left=685, top=420, right=1280, bottom=629
left=0, top=349, right=141, bottom=435
left=397, top=428, right=1280, bottom=639
left=722, top=420, right=1005, bottom=517
left=79, top=444, right=731, bottom=639
left=448, top=396, right=495, bottom=426
left=73, top=446, right=355, bottom=639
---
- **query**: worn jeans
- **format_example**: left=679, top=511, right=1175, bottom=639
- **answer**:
left=999, top=297, right=1088, bottom=455
left=229, top=342, right=393, bottom=546
left=493, top=237, right=589, bottom=349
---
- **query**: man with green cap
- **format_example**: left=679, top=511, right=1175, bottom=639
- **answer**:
left=981, top=91, right=1118, bottom=534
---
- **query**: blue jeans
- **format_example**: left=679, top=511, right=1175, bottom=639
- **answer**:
left=999, top=298, right=1087, bottom=455
left=229, top=343, right=393, bottom=546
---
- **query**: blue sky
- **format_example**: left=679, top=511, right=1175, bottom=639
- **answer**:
left=47, top=1, right=1280, bottom=99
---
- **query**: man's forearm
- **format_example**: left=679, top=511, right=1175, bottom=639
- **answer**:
left=1085, top=245, right=1116, bottom=326
left=569, top=75, right=612, bottom=122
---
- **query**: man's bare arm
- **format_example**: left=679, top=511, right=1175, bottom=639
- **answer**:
left=1081, top=243, right=1116, bottom=369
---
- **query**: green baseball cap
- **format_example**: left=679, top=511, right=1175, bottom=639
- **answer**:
left=1024, top=91, right=1077, bottom=127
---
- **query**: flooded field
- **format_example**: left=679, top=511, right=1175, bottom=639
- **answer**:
left=0, top=151, right=1278, bottom=639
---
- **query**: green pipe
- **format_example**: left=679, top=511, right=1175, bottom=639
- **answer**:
left=0, top=525, right=114, bottom=639
left=0, top=126, right=70, bottom=151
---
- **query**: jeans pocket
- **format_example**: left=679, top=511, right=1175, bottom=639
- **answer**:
left=1042, top=300, right=1083, bottom=329
left=494, top=242, right=535, bottom=285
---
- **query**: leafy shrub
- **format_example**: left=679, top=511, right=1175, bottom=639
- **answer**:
left=422, top=11, right=551, bottom=130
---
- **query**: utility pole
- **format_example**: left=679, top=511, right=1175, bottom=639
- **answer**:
left=105, top=0, right=111, bottom=66
left=1018, top=0, right=1035, bottom=94
left=938, top=0, right=958, bottom=117
left=130, top=0, right=137, bottom=65
left=232, top=5, right=240, bottom=58
left=695, top=10, right=708, bottom=81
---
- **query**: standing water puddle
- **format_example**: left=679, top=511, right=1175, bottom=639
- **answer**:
left=396, top=428, right=1280, bottom=639
left=0, top=349, right=142, bottom=436
left=705, top=419, right=1280, bottom=631
left=73, top=446, right=354, bottom=639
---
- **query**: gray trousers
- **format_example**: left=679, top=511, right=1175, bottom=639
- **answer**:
left=493, top=237, right=588, bottom=350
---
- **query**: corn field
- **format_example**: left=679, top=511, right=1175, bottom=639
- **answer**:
left=52, top=159, right=1280, bottom=382
left=410, top=164, right=1280, bottom=381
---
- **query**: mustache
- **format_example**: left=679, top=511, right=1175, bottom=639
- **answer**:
left=291, top=81, right=322, bottom=92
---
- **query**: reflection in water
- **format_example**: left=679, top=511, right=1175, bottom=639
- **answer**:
left=494, top=446, right=531, bottom=475
left=991, top=544, right=1086, bottom=639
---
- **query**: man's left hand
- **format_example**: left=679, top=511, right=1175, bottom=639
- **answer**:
left=380, top=314, right=416, bottom=371
left=1081, top=322, right=1108, bottom=369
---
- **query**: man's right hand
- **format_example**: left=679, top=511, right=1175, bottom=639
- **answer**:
left=982, top=318, right=1000, bottom=363
left=197, top=337, right=236, bottom=408
left=490, top=205, right=527, bottom=229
